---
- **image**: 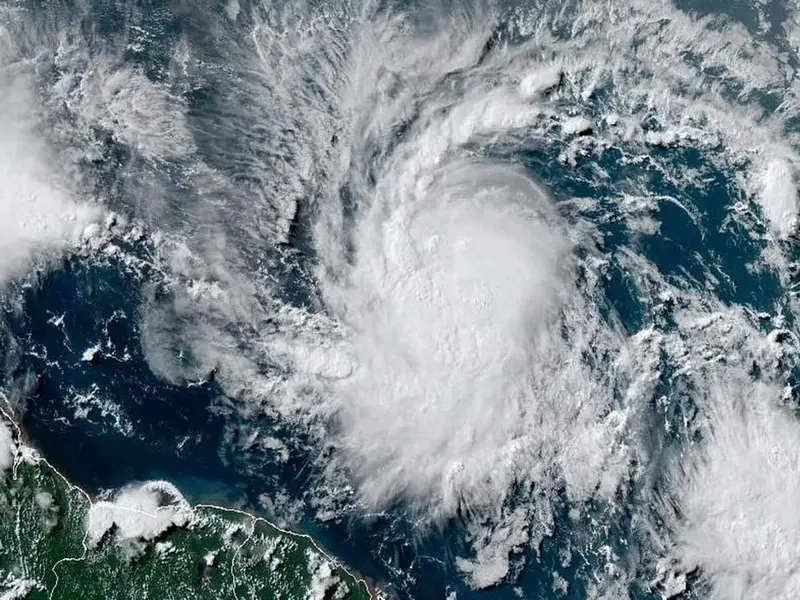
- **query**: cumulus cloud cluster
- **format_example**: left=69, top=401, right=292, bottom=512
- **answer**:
left=759, top=158, right=799, bottom=238
left=663, top=382, right=800, bottom=600
left=0, top=63, right=99, bottom=284
left=9, top=0, right=800, bottom=594
left=0, top=419, right=16, bottom=474
left=326, top=164, right=572, bottom=514
left=262, top=17, right=654, bottom=546
left=231, top=2, right=800, bottom=588
left=87, top=480, right=192, bottom=556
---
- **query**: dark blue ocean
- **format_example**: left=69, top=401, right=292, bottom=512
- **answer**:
left=2, top=0, right=800, bottom=598
left=3, top=147, right=792, bottom=600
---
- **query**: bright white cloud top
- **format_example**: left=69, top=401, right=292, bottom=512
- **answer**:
left=0, top=420, right=16, bottom=474
left=759, top=158, right=799, bottom=239
left=87, top=481, right=192, bottom=553
left=0, top=63, right=99, bottom=284
left=6, top=0, right=800, bottom=596
left=326, top=163, right=573, bottom=515
left=666, top=382, right=800, bottom=600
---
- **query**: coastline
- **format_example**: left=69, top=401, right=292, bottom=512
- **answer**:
left=0, top=393, right=378, bottom=600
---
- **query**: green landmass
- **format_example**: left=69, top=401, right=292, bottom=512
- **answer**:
left=0, top=412, right=372, bottom=600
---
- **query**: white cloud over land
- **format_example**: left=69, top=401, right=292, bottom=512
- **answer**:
left=87, top=480, right=192, bottom=556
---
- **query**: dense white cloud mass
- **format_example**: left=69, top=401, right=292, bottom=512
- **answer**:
left=0, top=419, right=15, bottom=473
left=326, top=163, right=576, bottom=515
left=760, top=159, right=799, bottom=238
left=9, top=0, right=800, bottom=594
left=0, top=64, right=99, bottom=283
left=190, top=1, right=800, bottom=588
left=240, top=15, right=659, bottom=544
left=87, top=480, right=192, bottom=553
left=665, top=382, right=800, bottom=600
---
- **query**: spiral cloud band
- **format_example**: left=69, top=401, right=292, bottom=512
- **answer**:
left=12, top=0, right=800, bottom=595
left=327, top=162, right=571, bottom=515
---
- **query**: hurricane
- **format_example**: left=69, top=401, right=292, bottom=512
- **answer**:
left=2, top=0, right=800, bottom=598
